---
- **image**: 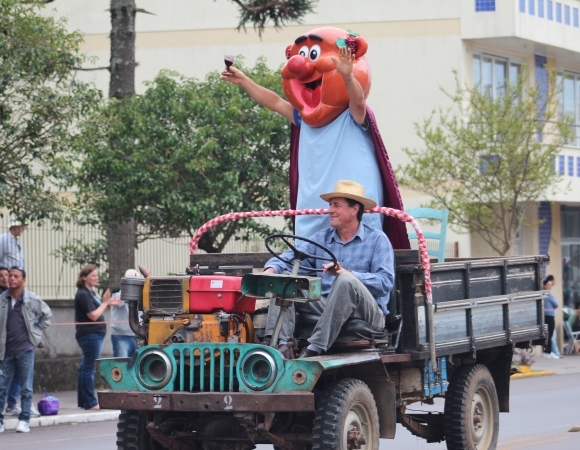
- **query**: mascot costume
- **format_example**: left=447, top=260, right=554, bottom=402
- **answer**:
left=222, top=27, right=410, bottom=249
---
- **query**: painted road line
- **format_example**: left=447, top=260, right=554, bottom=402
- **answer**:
left=498, top=436, right=569, bottom=449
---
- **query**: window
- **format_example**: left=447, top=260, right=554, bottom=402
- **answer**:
left=575, top=8, right=579, bottom=27
left=475, top=0, right=496, bottom=11
left=561, top=206, right=580, bottom=238
left=569, top=156, right=574, bottom=176
left=548, top=0, right=554, bottom=19
left=520, top=0, right=526, bottom=12
left=556, top=2, right=562, bottom=22
left=528, top=0, right=535, bottom=15
left=473, top=54, right=522, bottom=99
left=577, top=156, right=580, bottom=176
left=513, top=224, right=524, bottom=256
left=538, top=0, right=545, bottom=17
left=558, top=72, right=580, bottom=147
left=559, top=155, right=565, bottom=174
left=565, top=5, right=571, bottom=24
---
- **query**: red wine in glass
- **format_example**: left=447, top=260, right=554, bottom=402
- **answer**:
left=224, top=55, right=234, bottom=71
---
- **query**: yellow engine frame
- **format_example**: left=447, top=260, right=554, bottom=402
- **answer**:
left=143, top=277, right=254, bottom=346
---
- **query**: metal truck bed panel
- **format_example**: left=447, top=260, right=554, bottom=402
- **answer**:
left=397, top=255, right=547, bottom=355
left=427, top=256, right=543, bottom=303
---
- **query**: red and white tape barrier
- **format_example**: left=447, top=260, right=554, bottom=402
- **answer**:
left=188, top=207, right=432, bottom=303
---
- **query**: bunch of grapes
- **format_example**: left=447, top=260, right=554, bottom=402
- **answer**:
left=345, top=35, right=357, bottom=55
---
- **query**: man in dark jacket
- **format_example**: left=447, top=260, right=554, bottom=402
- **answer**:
left=0, top=267, right=51, bottom=433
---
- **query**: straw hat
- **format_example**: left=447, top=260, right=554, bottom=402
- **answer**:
left=319, top=180, right=377, bottom=210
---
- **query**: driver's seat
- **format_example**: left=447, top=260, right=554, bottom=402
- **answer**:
left=293, top=308, right=389, bottom=348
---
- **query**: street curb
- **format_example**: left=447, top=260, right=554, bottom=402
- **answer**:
left=2, top=410, right=120, bottom=430
left=510, top=370, right=554, bottom=379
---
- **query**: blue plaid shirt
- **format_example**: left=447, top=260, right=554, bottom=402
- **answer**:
left=265, top=223, right=394, bottom=315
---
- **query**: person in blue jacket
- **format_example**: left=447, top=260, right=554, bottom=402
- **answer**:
left=543, top=275, right=560, bottom=358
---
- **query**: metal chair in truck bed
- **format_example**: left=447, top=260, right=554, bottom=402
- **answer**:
left=406, top=207, right=449, bottom=263
left=563, top=318, right=580, bottom=355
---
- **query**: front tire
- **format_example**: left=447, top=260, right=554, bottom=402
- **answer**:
left=312, top=378, right=379, bottom=450
left=444, top=364, right=499, bottom=450
left=116, top=410, right=162, bottom=450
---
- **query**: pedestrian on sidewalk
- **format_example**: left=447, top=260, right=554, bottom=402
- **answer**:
left=543, top=275, right=560, bottom=359
left=0, top=266, right=52, bottom=434
left=0, top=223, right=39, bottom=418
left=74, top=265, right=121, bottom=410
left=109, top=269, right=142, bottom=358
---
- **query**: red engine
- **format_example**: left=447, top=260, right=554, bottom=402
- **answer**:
left=188, top=275, right=256, bottom=314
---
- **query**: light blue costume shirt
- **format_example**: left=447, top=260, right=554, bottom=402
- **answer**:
left=294, top=109, right=383, bottom=238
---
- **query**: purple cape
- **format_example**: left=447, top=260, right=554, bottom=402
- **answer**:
left=289, top=106, right=411, bottom=250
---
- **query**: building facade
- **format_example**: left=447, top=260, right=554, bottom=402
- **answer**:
left=38, top=0, right=580, bottom=307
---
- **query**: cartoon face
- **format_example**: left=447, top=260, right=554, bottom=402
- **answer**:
left=281, top=27, right=371, bottom=128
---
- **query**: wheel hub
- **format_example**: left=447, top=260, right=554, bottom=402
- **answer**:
left=347, top=427, right=366, bottom=449
left=471, top=390, right=491, bottom=448
left=344, top=404, right=370, bottom=449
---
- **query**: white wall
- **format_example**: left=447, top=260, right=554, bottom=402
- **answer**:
left=39, top=0, right=580, bottom=259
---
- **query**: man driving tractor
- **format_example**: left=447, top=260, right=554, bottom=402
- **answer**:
left=262, top=180, right=394, bottom=359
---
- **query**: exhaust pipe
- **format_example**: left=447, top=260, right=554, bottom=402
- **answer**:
left=121, top=277, right=147, bottom=341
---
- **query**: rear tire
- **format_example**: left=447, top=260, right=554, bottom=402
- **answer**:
left=116, top=410, right=162, bottom=450
left=312, top=378, right=379, bottom=450
left=444, top=364, right=499, bottom=450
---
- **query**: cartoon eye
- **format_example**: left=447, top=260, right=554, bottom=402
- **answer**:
left=309, top=45, right=321, bottom=61
left=298, top=45, right=309, bottom=57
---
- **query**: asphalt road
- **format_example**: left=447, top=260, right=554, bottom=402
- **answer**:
left=2, top=374, right=579, bottom=449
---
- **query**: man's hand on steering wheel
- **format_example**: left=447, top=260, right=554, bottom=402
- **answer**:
left=322, top=261, right=351, bottom=277
left=265, top=234, right=337, bottom=273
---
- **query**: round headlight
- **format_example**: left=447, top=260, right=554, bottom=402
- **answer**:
left=136, top=349, right=173, bottom=390
left=239, top=350, right=277, bottom=391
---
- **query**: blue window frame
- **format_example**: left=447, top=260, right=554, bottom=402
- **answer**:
left=520, top=0, right=526, bottom=12
left=559, top=155, right=565, bottom=174
left=565, top=5, right=571, bottom=24
left=575, top=8, right=579, bottom=27
left=556, top=3, right=562, bottom=22
left=538, top=0, right=545, bottom=17
left=528, top=0, right=535, bottom=15
left=475, top=0, right=496, bottom=12
left=548, top=1, right=554, bottom=20
left=569, top=156, right=574, bottom=176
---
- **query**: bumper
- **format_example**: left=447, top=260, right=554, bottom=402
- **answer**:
left=98, top=390, right=315, bottom=412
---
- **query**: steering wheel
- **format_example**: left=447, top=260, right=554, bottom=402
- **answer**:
left=265, top=234, right=338, bottom=273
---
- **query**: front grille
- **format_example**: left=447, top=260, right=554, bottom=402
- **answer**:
left=172, top=345, right=241, bottom=393
left=149, top=279, right=183, bottom=312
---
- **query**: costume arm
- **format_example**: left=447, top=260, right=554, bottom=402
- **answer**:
left=331, top=47, right=366, bottom=125
left=221, top=66, right=295, bottom=123
left=350, top=235, right=394, bottom=297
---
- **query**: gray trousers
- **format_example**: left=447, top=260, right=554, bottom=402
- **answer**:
left=264, top=273, right=385, bottom=351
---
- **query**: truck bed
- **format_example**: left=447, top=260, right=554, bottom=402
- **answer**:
left=189, top=251, right=547, bottom=359
left=395, top=254, right=548, bottom=359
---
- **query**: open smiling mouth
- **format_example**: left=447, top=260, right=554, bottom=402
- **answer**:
left=292, top=77, right=322, bottom=110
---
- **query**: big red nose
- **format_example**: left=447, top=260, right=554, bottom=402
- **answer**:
left=287, top=55, right=315, bottom=79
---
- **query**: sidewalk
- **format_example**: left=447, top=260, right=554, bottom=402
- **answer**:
left=512, top=348, right=580, bottom=379
left=2, top=390, right=119, bottom=431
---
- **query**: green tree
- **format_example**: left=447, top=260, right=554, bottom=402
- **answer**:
left=70, top=59, right=290, bottom=254
left=96, top=0, right=315, bottom=285
left=0, top=0, right=99, bottom=222
left=398, top=70, right=572, bottom=256
left=233, top=0, right=317, bottom=36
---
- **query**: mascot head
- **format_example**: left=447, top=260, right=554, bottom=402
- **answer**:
left=281, top=27, right=371, bottom=128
